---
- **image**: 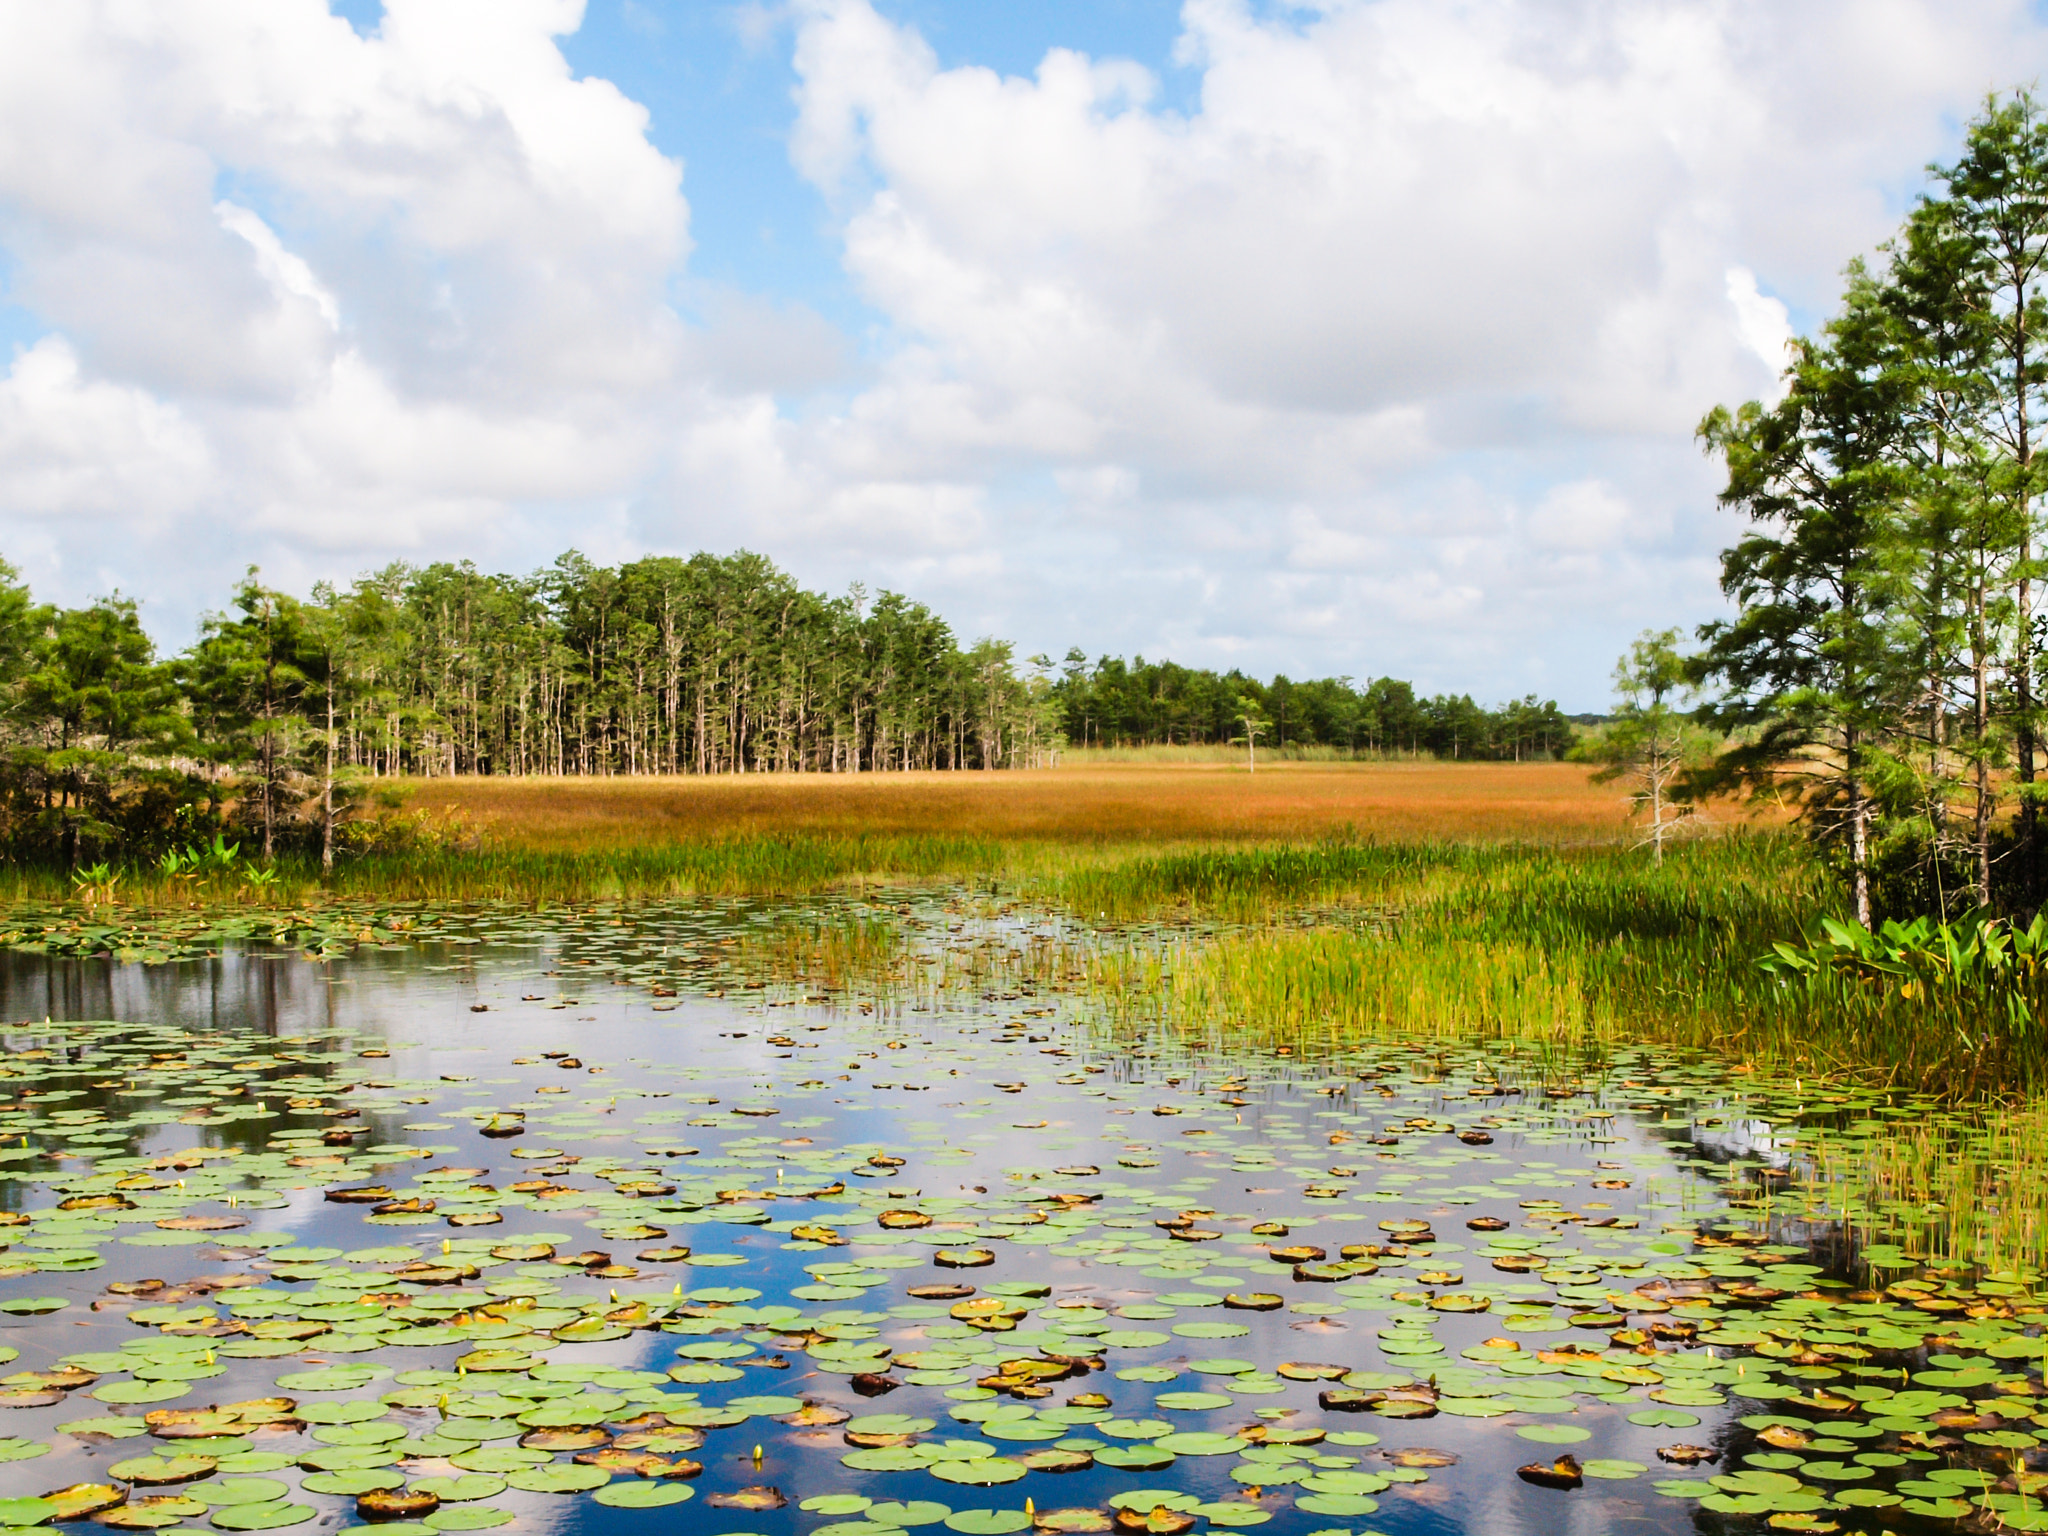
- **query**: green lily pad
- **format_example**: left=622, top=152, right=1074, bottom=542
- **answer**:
left=1581, top=1459, right=1647, bottom=1481
left=94, top=1381, right=190, bottom=1405
left=299, top=1472, right=405, bottom=1497
left=592, top=1483, right=692, bottom=1508
left=505, top=1465, right=611, bottom=1493
left=274, top=1367, right=384, bottom=1393
left=1094, top=1445, right=1176, bottom=1471
left=209, top=1503, right=315, bottom=1531
left=1152, top=1432, right=1244, bottom=1456
left=867, top=1502, right=952, bottom=1526
left=408, top=1477, right=505, bottom=1502
left=424, top=1507, right=516, bottom=1530
left=1154, top=1392, right=1232, bottom=1411
left=928, top=1458, right=1026, bottom=1486
left=1294, top=1495, right=1380, bottom=1517
left=942, top=1514, right=1029, bottom=1535
left=196, top=1481, right=292, bottom=1508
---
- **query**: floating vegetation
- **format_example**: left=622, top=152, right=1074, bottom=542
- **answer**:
left=0, top=887, right=2046, bottom=1534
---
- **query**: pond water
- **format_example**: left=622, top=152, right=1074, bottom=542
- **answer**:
left=0, top=900, right=2029, bottom=1536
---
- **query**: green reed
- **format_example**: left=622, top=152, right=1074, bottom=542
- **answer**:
left=12, top=823, right=2048, bottom=1092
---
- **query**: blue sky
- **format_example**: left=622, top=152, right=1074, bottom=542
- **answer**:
left=0, top=0, right=2039, bottom=707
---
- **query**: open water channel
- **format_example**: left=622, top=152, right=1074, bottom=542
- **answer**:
left=0, top=899, right=2027, bottom=1536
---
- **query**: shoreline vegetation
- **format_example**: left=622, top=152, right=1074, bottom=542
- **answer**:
left=0, top=552, right=1572, bottom=871
left=9, top=758, right=2046, bottom=1097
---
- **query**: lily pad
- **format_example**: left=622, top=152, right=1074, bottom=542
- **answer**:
left=592, top=1482, right=693, bottom=1508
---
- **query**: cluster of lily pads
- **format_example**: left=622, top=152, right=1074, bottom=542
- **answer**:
left=0, top=900, right=2042, bottom=1536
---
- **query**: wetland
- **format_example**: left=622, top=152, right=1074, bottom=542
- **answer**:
left=0, top=885, right=2042, bottom=1536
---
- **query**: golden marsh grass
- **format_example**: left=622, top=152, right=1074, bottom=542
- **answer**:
left=406, top=758, right=1641, bottom=849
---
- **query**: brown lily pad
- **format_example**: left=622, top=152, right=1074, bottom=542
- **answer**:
left=1373, top=1395, right=1439, bottom=1419
left=1018, top=1448, right=1094, bottom=1474
left=1656, top=1444, right=1718, bottom=1465
left=1267, top=1245, right=1325, bottom=1265
left=1113, top=1509, right=1194, bottom=1536
left=519, top=1428, right=611, bottom=1451
left=1517, top=1455, right=1583, bottom=1490
left=43, top=1485, right=129, bottom=1521
left=775, top=1403, right=851, bottom=1428
left=707, top=1486, right=786, bottom=1511
left=1384, top=1448, right=1458, bottom=1468
left=23, top=1368, right=97, bottom=1393
left=94, top=1495, right=208, bottom=1528
left=1318, top=1388, right=1380, bottom=1412
left=1034, top=1509, right=1113, bottom=1533
left=358, top=1489, right=440, bottom=1520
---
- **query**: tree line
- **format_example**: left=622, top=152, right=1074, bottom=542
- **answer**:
left=1050, top=652, right=1573, bottom=761
left=1680, top=91, right=2048, bottom=922
left=0, top=551, right=1065, bottom=867
left=0, top=551, right=1572, bottom=866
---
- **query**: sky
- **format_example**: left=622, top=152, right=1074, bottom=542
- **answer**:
left=0, top=2, right=2042, bottom=709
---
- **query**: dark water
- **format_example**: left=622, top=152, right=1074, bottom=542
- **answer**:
left=0, top=910, right=1935, bottom=1536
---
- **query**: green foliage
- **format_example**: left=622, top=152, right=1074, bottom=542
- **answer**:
left=1574, top=629, right=1714, bottom=860
left=0, top=571, right=202, bottom=864
left=1758, top=907, right=2048, bottom=1013
left=1697, top=89, right=2048, bottom=918
left=0, top=550, right=1078, bottom=864
left=1051, top=650, right=1571, bottom=759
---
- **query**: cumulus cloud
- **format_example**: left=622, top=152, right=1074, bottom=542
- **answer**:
left=771, top=0, right=2048, bottom=696
left=0, top=0, right=2044, bottom=701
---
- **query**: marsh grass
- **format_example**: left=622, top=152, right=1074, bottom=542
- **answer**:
left=1077, top=837, right=2048, bottom=1092
left=4, top=763, right=2029, bottom=1091
left=405, top=760, right=1642, bottom=848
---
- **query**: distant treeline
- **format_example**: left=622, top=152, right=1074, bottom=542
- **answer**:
left=0, top=549, right=1571, bottom=864
left=1051, top=652, right=1572, bottom=761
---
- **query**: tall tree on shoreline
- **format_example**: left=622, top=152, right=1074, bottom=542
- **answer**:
left=1936, top=92, right=2048, bottom=901
left=1697, top=268, right=1914, bottom=926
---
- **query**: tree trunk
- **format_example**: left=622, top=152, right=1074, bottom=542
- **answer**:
left=322, top=671, right=336, bottom=874
left=262, top=647, right=276, bottom=860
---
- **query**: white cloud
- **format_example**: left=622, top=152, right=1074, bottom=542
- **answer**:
left=0, top=338, right=211, bottom=521
left=1726, top=266, right=1796, bottom=397
left=771, top=0, right=2048, bottom=697
left=1529, top=480, right=1638, bottom=553
left=0, top=0, right=2044, bottom=703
